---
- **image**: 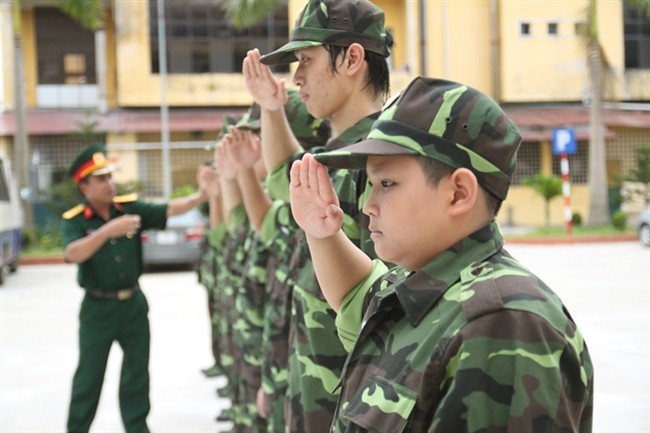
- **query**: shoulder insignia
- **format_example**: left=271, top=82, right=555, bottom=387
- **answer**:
left=113, top=193, right=138, bottom=204
left=62, top=204, right=85, bottom=220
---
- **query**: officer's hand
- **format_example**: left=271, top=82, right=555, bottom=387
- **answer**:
left=256, top=387, right=268, bottom=419
left=105, top=214, right=141, bottom=239
left=243, top=49, right=288, bottom=111
left=289, top=153, right=344, bottom=239
left=203, top=168, right=221, bottom=199
left=196, top=164, right=216, bottom=197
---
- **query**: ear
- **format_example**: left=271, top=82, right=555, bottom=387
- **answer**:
left=343, top=43, right=365, bottom=76
left=448, top=168, right=478, bottom=217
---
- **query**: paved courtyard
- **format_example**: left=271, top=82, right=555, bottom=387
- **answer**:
left=1, top=240, right=649, bottom=432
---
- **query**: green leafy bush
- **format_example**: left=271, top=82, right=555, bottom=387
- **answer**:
left=612, top=210, right=628, bottom=231
left=572, top=212, right=583, bottom=227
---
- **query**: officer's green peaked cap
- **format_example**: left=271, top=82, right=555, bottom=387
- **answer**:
left=260, top=0, right=389, bottom=65
left=315, top=77, right=523, bottom=200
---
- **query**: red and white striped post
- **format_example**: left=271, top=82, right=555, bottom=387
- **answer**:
left=560, top=152, right=573, bottom=235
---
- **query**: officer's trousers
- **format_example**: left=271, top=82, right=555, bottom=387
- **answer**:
left=67, top=291, right=151, bottom=433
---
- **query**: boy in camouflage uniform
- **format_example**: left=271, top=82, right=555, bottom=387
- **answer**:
left=242, top=1, right=393, bottom=431
left=224, top=90, right=331, bottom=433
left=289, top=77, right=594, bottom=432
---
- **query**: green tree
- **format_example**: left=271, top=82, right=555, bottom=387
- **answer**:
left=223, top=0, right=285, bottom=28
left=623, top=145, right=650, bottom=206
left=524, top=174, right=563, bottom=227
left=581, top=0, right=650, bottom=226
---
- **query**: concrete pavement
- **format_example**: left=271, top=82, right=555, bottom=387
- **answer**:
left=1, top=241, right=649, bottom=432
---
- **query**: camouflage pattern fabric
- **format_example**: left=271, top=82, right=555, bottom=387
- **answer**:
left=258, top=202, right=300, bottom=433
left=332, top=222, right=593, bottom=432
left=215, top=206, right=250, bottom=425
left=261, top=0, right=390, bottom=65
left=265, top=114, right=379, bottom=433
left=233, top=226, right=270, bottom=433
left=200, top=225, right=226, bottom=375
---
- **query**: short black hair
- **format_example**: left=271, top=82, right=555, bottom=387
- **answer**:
left=323, top=30, right=394, bottom=100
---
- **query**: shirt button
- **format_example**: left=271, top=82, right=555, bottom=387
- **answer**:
left=119, top=273, right=125, bottom=279
left=110, top=239, right=117, bottom=245
left=115, top=256, right=122, bottom=262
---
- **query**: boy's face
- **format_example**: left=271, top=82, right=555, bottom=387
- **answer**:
left=80, top=173, right=116, bottom=206
left=363, top=155, right=453, bottom=270
left=293, top=46, right=347, bottom=120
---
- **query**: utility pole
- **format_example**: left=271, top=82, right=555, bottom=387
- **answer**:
left=157, top=0, right=171, bottom=199
left=11, top=0, right=33, bottom=227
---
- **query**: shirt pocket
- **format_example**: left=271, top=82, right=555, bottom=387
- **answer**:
left=341, top=375, right=418, bottom=433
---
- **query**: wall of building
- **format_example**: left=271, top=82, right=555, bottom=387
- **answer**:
left=1, top=2, right=13, bottom=111
left=114, top=1, right=255, bottom=107
left=499, top=184, right=591, bottom=227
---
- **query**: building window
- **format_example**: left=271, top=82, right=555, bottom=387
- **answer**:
left=34, top=8, right=96, bottom=85
left=623, top=4, right=650, bottom=69
left=511, top=141, right=540, bottom=185
left=552, top=141, right=588, bottom=184
left=149, top=0, right=290, bottom=74
left=519, top=22, right=531, bottom=36
left=548, top=22, right=558, bottom=36
left=574, top=21, right=587, bottom=36
left=63, top=54, right=87, bottom=84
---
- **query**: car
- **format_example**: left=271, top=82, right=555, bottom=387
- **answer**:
left=638, top=206, right=650, bottom=247
left=0, top=156, right=23, bottom=285
left=141, top=208, right=206, bottom=269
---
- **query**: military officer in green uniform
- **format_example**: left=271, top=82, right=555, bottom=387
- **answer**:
left=61, top=144, right=215, bottom=433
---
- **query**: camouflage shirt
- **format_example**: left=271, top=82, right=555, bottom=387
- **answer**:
left=333, top=222, right=594, bottom=433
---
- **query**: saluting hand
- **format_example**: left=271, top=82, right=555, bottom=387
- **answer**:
left=214, top=137, right=238, bottom=181
left=243, top=49, right=288, bottom=111
left=225, top=127, right=262, bottom=171
left=289, top=154, right=344, bottom=239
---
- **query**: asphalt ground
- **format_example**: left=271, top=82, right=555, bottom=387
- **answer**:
left=1, top=240, right=649, bottom=433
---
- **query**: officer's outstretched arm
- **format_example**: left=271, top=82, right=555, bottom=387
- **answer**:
left=290, top=154, right=373, bottom=311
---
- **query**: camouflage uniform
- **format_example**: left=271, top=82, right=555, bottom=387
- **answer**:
left=216, top=204, right=249, bottom=424
left=198, top=219, right=226, bottom=377
left=260, top=1, right=392, bottom=431
left=315, top=77, right=594, bottom=432
left=233, top=224, right=269, bottom=433
left=238, top=91, right=332, bottom=433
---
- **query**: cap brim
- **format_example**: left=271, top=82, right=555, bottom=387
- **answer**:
left=236, top=120, right=261, bottom=132
left=90, top=164, right=114, bottom=176
left=260, top=40, right=323, bottom=65
left=314, top=140, right=415, bottom=169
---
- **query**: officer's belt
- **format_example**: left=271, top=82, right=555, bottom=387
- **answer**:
left=85, top=284, right=140, bottom=301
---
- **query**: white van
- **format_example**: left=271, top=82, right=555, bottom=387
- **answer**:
left=0, top=156, right=23, bottom=285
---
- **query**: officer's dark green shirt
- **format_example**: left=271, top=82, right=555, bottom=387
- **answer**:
left=61, top=198, right=167, bottom=291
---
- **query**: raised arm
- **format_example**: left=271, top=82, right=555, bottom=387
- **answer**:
left=289, top=154, right=373, bottom=311
left=225, top=127, right=271, bottom=233
left=243, top=49, right=301, bottom=171
left=215, top=136, right=243, bottom=227
left=166, top=164, right=212, bottom=217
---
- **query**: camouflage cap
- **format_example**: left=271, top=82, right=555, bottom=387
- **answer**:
left=205, top=116, right=239, bottom=151
left=236, top=89, right=331, bottom=150
left=315, top=77, right=522, bottom=200
left=260, top=0, right=390, bottom=65
left=68, top=144, right=114, bottom=184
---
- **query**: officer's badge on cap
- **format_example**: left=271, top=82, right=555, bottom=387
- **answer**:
left=315, top=77, right=523, bottom=200
left=69, top=144, right=114, bottom=184
left=260, top=0, right=390, bottom=65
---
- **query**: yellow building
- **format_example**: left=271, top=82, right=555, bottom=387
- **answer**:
left=1, top=0, right=649, bottom=228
